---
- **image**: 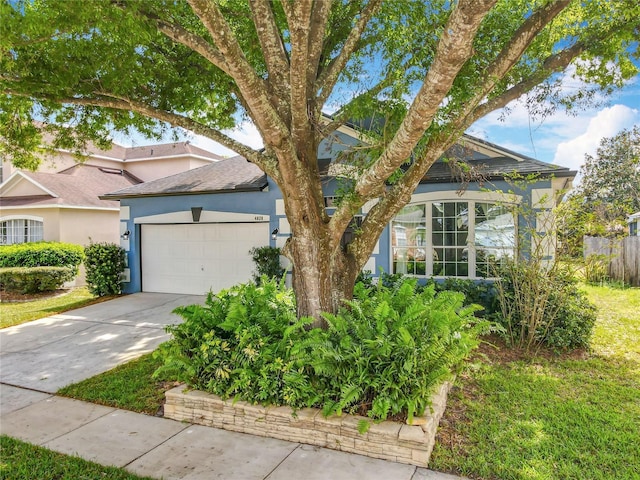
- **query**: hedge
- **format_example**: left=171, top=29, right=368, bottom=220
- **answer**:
left=0, top=242, right=84, bottom=272
left=0, top=266, right=76, bottom=294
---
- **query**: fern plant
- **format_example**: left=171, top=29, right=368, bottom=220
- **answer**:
left=155, top=276, right=490, bottom=423
left=291, top=279, right=489, bottom=422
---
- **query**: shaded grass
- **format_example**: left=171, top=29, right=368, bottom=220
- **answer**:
left=57, top=352, right=175, bottom=415
left=429, top=284, right=640, bottom=480
left=0, top=288, right=108, bottom=328
left=0, top=435, right=154, bottom=480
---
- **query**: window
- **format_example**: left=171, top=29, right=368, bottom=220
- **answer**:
left=392, top=200, right=515, bottom=278
left=0, top=218, right=44, bottom=244
left=392, top=204, right=426, bottom=275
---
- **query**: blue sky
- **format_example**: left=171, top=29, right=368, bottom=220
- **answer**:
left=467, top=71, right=640, bottom=174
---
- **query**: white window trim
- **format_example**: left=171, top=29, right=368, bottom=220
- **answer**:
left=0, top=214, right=44, bottom=223
left=390, top=193, right=519, bottom=279
left=0, top=216, right=45, bottom=244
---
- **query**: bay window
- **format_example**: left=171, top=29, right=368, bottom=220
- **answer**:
left=392, top=200, right=515, bottom=278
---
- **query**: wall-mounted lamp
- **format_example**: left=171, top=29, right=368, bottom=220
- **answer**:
left=121, top=230, right=131, bottom=241
left=191, top=207, right=203, bottom=223
left=271, top=228, right=279, bottom=240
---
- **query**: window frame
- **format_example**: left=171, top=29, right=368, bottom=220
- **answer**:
left=390, top=192, right=518, bottom=279
left=0, top=215, right=44, bottom=245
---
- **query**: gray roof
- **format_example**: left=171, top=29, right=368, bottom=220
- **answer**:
left=103, top=156, right=267, bottom=199
left=421, top=134, right=575, bottom=182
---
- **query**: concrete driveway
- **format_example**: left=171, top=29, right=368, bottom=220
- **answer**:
left=0, top=293, right=204, bottom=393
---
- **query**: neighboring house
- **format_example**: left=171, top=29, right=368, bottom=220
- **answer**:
left=0, top=165, right=141, bottom=245
left=104, top=130, right=576, bottom=295
left=0, top=141, right=223, bottom=247
left=629, top=212, right=640, bottom=236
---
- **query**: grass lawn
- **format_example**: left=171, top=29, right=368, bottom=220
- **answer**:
left=57, top=283, right=640, bottom=480
left=0, top=287, right=109, bottom=329
left=429, top=283, right=640, bottom=480
left=57, top=352, right=174, bottom=415
left=0, top=435, right=154, bottom=480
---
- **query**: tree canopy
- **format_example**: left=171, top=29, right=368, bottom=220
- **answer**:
left=557, top=126, right=640, bottom=255
left=2, top=0, right=639, bottom=319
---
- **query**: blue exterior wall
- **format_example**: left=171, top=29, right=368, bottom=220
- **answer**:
left=120, top=154, right=552, bottom=293
left=120, top=177, right=282, bottom=293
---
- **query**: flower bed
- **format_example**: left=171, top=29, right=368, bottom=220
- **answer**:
left=164, top=381, right=451, bottom=467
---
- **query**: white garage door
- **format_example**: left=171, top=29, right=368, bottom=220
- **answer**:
left=141, top=223, right=269, bottom=294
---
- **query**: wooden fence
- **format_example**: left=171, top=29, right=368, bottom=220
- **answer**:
left=584, top=236, right=640, bottom=286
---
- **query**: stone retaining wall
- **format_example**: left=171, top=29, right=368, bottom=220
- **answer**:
left=164, top=382, right=451, bottom=467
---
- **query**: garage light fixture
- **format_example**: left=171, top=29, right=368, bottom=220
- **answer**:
left=191, top=207, right=203, bottom=222
left=271, top=228, right=278, bottom=240
left=121, top=230, right=130, bottom=240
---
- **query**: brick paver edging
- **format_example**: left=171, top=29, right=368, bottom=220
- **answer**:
left=164, top=381, right=451, bottom=467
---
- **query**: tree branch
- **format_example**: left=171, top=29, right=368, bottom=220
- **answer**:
left=329, top=0, right=497, bottom=238
left=315, top=0, right=382, bottom=109
left=249, top=0, right=290, bottom=95
left=467, top=42, right=587, bottom=124
left=186, top=0, right=290, bottom=149
left=4, top=88, right=277, bottom=176
left=288, top=0, right=314, bottom=149
left=152, top=18, right=230, bottom=75
left=307, top=0, right=333, bottom=92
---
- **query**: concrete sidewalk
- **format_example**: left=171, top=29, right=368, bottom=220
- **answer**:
left=0, top=293, right=468, bottom=479
left=1, top=385, right=465, bottom=480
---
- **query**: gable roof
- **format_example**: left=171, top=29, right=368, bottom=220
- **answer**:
left=0, top=164, right=142, bottom=209
left=102, top=155, right=267, bottom=199
left=322, top=132, right=575, bottom=181
left=421, top=135, right=575, bottom=183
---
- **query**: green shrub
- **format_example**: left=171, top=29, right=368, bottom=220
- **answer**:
left=427, top=277, right=499, bottom=318
left=155, top=277, right=489, bottom=423
left=84, top=242, right=125, bottom=296
left=494, top=260, right=597, bottom=352
left=0, top=242, right=84, bottom=273
left=298, top=279, right=489, bottom=423
left=249, top=246, right=285, bottom=283
left=584, top=254, right=609, bottom=284
left=0, top=266, right=75, bottom=294
left=357, top=272, right=500, bottom=318
left=155, top=278, right=314, bottom=407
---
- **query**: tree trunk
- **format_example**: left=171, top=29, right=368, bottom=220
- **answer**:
left=285, top=228, right=360, bottom=327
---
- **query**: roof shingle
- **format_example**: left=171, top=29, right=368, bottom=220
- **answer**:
left=1, top=164, right=141, bottom=208
left=103, top=155, right=267, bottom=198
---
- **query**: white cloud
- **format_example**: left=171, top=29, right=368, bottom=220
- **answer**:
left=552, top=104, right=639, bottom=172
left=190, top=121, right=264, bottom=157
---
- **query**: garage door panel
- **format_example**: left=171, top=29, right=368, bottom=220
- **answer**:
left=141, top=223, right=268, bottom=295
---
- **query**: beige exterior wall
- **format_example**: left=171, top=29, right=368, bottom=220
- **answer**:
left=0, top=208, right=61, bottom=241
left=1, top=206, right=119, bottom=246
left=124, top=156, right=212, bottom=181
left=59, top=209, right=120, bottom=246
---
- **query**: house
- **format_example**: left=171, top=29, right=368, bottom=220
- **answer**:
left=0, top=141, right=223, bottom=247
left=103, top=129, right=575, bottom=295
left=629, top=212, right=640, bottom=236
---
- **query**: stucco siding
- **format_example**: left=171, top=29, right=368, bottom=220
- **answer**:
left=59, top=209, right=120, bottom=246
left=120, top=178, right=281, bottom=293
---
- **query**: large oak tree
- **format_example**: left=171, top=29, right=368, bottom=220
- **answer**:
left=1, top=0, right=638, bottom=322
